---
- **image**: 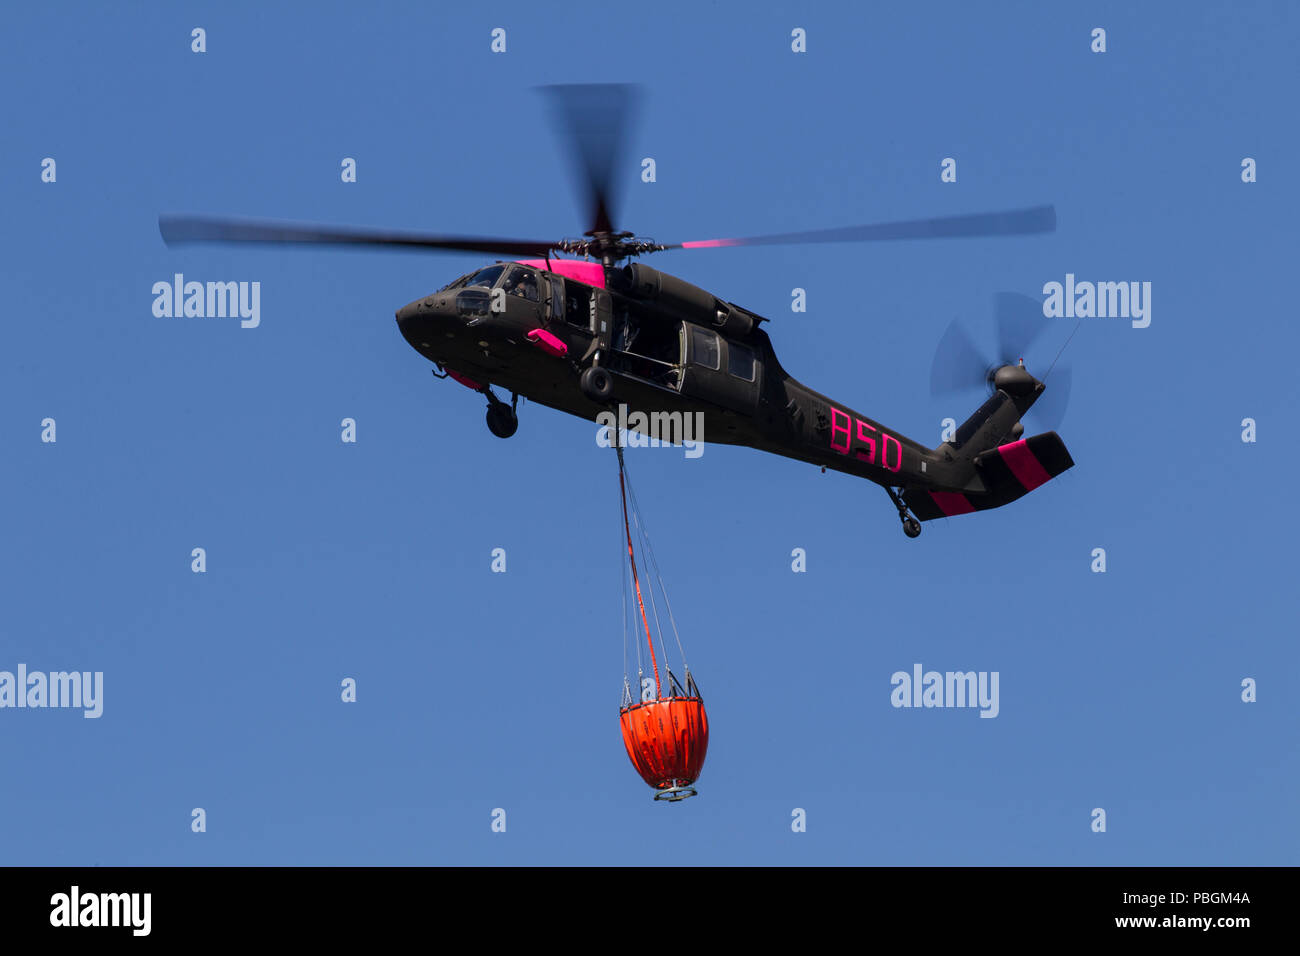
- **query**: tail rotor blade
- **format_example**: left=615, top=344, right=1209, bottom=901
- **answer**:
left=1030, top=365, right=1072, bottom=431
left=931, top=317, right=993, bottom=396
left=993, top=291, right=1050, bottom=365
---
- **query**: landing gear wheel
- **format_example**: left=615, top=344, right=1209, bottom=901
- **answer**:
left=903, top=518, right=922, bottom=538
left=486, top=403, right=518, bottom=439
left=580, top=366, right=615, bottom=403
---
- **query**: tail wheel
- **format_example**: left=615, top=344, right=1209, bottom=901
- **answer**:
left=903, top=518, right=921, bottom=538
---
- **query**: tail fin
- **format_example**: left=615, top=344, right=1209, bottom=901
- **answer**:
left=905, top=432, right=1074, bottom=521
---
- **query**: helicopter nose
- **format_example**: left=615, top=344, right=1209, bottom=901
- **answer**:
left=395, top=297, right=428, bottom=324
left=395, top=293, right=453, bottom=334
left=395, top=294, right=452, bottom=351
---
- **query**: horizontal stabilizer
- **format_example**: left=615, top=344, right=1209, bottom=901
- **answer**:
left=905, top=432, right=1074, bottom=521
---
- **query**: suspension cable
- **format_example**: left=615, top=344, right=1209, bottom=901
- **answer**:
left=620, top=495, right=630, bottom=688
left=624, top=469, right=689, bottom=670
left=616, top=443, right=660, bottom=699
left=617, top=440, right=642, bottom=690
left=631, top=503, right=674, bottom=685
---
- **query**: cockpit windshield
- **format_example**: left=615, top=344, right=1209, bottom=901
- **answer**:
left=463, top=265, right=506, bottom=289
left=438, top=271, right=474, bottom=292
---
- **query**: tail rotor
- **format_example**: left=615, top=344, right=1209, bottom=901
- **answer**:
left=930, top=292, right=1074, bottom=431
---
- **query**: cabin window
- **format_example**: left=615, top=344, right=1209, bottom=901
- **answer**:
left=728, top=341, right=755, bottom=381
left=690, top=326, right=719, bottom=370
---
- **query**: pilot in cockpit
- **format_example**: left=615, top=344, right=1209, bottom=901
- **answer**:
left=505, top=268, right=538, bottom=301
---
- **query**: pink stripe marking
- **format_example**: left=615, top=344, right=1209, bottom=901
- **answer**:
left=680, top=238, right=740, bottom=249
left=998, top=439, right=1052, bottom=491
left=929, top=491, right=975, bottom=516
left=516, top=258, right=607, bottom=289
left=447, top=370, right=482, bottom=391
left=526, top=327, right=568, bottom=357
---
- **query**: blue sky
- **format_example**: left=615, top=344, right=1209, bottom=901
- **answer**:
left=1, top=1, right=1296, bottom=865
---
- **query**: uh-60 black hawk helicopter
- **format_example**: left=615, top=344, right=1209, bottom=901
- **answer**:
left=161, top=84, right=1074, bottom=538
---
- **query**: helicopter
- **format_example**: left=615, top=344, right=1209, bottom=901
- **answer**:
left=160, top=84, right=1073, bottom=538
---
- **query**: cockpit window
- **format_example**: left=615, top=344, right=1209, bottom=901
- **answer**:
left=464, top=265, right=506, bottom=289
left=501, top=265, right=540, bottom=302
left=437, top=271, right=474, bottom=292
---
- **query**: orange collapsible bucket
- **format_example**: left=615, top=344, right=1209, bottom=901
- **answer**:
left=619, top=696, right=709, bottom=800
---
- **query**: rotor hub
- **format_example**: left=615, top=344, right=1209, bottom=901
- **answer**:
left=557, top=232, right=666, bottom=262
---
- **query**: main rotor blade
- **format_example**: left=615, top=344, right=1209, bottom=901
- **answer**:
left=993, top=291, right=1051, bottom=365
left=540, top=83, right=640, bottom=236
left=931, top=317, right=994, bottom=397
left=158, top=215, right=556, bottom=257
left=668, top=205, right=1056, bottom=250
